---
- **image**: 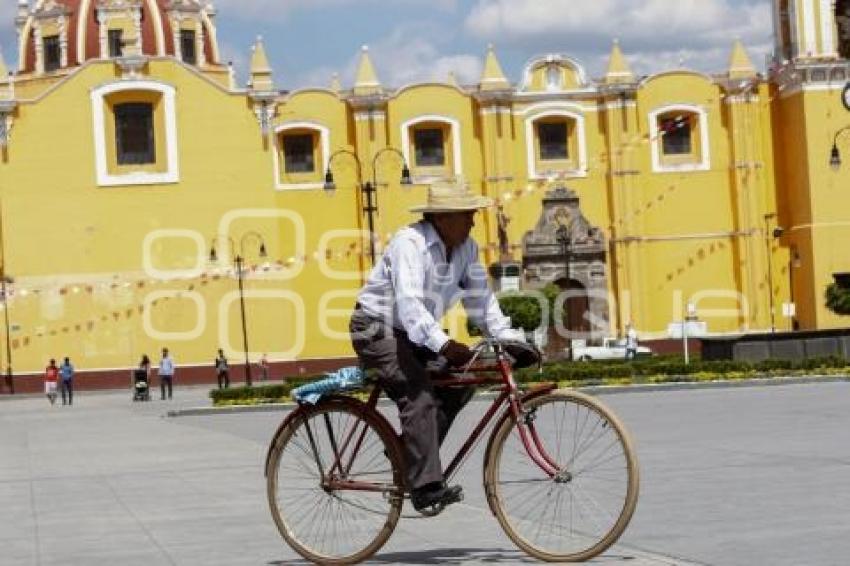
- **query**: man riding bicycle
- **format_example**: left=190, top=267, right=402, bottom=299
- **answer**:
left=349, top=178, right=525, bottom=514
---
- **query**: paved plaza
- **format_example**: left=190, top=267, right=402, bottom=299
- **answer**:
left=2, top=380, right=850, bottom=565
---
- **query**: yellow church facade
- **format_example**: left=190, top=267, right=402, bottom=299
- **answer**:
left=0, top=0, right=848, bottom=382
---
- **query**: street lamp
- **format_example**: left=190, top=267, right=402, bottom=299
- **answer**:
left=0, top=200, right=12, bottom=395
left=323, top=147, right=411, bottom=265
left=0, top=275, right=12, bottom=395
left=829, top=125, right=850, bottom=171
left=209, top=231, right=268, bottom=387
left=763, top=213, right=784, bottom=333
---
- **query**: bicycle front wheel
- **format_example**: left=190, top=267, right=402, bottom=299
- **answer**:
left=484, top=390, right=639, bottom=562
left=267, top=397, right=404, bottom=565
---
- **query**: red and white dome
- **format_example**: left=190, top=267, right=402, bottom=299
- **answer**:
left=17, top=0, right=220, bottom=73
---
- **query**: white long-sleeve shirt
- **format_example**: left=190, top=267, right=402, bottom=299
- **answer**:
left=159, top=356, right=175, bottom=376
left=356, top=220, right=521, bottom=353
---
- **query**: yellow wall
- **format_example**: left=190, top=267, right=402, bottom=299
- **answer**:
left=774, top=84, right=850, bottom=329
left=2, top=39, right=849, bottom=376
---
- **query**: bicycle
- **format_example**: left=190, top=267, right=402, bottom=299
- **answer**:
left=265, top=340, right=639, bottom=564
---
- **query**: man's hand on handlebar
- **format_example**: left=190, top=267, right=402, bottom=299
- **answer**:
left=440, top=339, right=475, bottom=367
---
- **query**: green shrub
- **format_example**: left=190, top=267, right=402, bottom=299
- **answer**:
left=826, top=283, right=850, bottom=315
left=469, top=283, right=565, bottom=335
left=211, top=354, right=850, bottom=406
left=209, top=374, right=319, bottom=405
left=755, top=359, right=793, bottom=372
left=498, top=293, right=544, bottom=332
left=796, top=356, right=846, bottom=371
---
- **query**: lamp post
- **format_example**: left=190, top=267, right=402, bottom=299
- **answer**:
left=209, top=232, right=267, bottom=387
left=683, top=302, right=696, bottom=365
left=324, top=147, right=411, bottom=266
left=788, top=248, right=800, bottom=331
left=763, top=213, right=785, bottom=333
left=829, top=125, right=850, bottom=171
left=0, top=275, right=12, bottom=395
left=0, top=200, right=12, bottom=395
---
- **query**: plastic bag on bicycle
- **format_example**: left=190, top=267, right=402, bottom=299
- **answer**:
left=291, top=366, right=366, bottom=405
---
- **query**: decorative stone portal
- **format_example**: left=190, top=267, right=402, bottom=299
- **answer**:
left=522, top=187, right=610, bottom=344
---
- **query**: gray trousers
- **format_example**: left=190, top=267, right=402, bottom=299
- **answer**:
left=350, top=309, right=474, bottom=490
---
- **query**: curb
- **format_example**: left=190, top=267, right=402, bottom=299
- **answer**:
left=580, top=374, right=850, bottom=395
left=166, top=374, right=850, bottom=418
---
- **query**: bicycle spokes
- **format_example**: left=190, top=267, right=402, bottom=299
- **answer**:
left=487, top=392, right=638, bottom=561
left=268, top=402, right=403, bottom=563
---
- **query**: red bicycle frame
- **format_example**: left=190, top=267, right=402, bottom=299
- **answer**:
left=310, top=347, right=560, bottom=494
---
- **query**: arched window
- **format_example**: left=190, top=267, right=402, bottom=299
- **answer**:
left=115, top=103, right=155, bottom=165
left=400, top=116, right=462, bottom=181
left=273, top=122, right=330, bottom=190
left=522, top=106, right=587, bottom=179
left=43, top=35, right=61, bottom=72
left=91, top=81, right=180, bottom=187
left=659, top=113, right=692, bottom=155
left=648, top=105, right=710, bottom=173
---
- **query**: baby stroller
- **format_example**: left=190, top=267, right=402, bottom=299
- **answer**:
left=132, top=369, right=150, bottom=401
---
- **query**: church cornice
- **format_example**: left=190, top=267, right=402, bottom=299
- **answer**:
left=770, top=58, right=850, bottom=94
left=9, top=55, right=240, bottom=104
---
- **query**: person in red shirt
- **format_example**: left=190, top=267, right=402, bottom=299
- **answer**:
left=44, top=359, right=59, bottom=405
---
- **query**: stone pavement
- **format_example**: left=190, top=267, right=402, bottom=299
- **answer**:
left=5, top=380, right=850, bottom=565
left=0, top=386, right=699, bottom=566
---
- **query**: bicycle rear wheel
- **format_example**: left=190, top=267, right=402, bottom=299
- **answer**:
left=484, top=390, right=639, bottom=562
left=267, top=397, right=404, bottom=565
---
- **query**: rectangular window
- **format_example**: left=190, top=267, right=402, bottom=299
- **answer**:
left=538, top=122, right=569, bottom=160
left=414, top=128, right=445, bottom=167
left=180, top=30, right=197, bottom=65
left=44, top=35, right=61, bottom=72
left=660, top=117, right=692, bottom=155
left=283, top=134, right=315, bottom=173
left=115, top=103, right=155, bottom=165
left=108, top=29, right=123, bottom=58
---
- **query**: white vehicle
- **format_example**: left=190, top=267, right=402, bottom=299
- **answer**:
left=571, top=338, right=653, bottom=361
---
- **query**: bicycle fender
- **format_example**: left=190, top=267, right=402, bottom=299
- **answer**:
left=481, top=383, right=558, bottom=516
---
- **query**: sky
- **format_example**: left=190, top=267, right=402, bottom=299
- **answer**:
left=0, top=0, right=775, bottom=90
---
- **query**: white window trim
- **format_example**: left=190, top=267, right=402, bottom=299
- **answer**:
left=272, top=122, right=330, bottom=191
left=524, top=108, right=588, bottom=180
left=514, top=101, right=595, bottom=115
left=91, top=80, right=180, bottom=187
left=649, top=104, right=711, bottom=173
left=400, top=115, right=463, bottom=182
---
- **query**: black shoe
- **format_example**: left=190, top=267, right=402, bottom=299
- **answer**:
left=411, top=482, right=463, bottom=514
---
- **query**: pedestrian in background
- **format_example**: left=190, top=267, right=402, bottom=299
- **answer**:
left=132, top=354, right=152, bottom=402
left=158, top=348, right=175, bottom=400
left=139, top=354, right=151, bottom=377
left=258, top=353, right=269, bottom=382
left=214, top=348, right=230, bottom=389
left=59, top=357, right=75, bottom=406
left=625, top=323, right=638, bottom=360
left=44, top=358, right=59, bottom=405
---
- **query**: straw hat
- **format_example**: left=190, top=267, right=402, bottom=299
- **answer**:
left=409, top=178, right=494, bottom=213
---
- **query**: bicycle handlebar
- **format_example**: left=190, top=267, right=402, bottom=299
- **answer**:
left=426, top=338, right=542, bottom=375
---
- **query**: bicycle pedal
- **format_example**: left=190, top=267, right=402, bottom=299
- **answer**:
left=417, top=503, right=445, bottom=518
